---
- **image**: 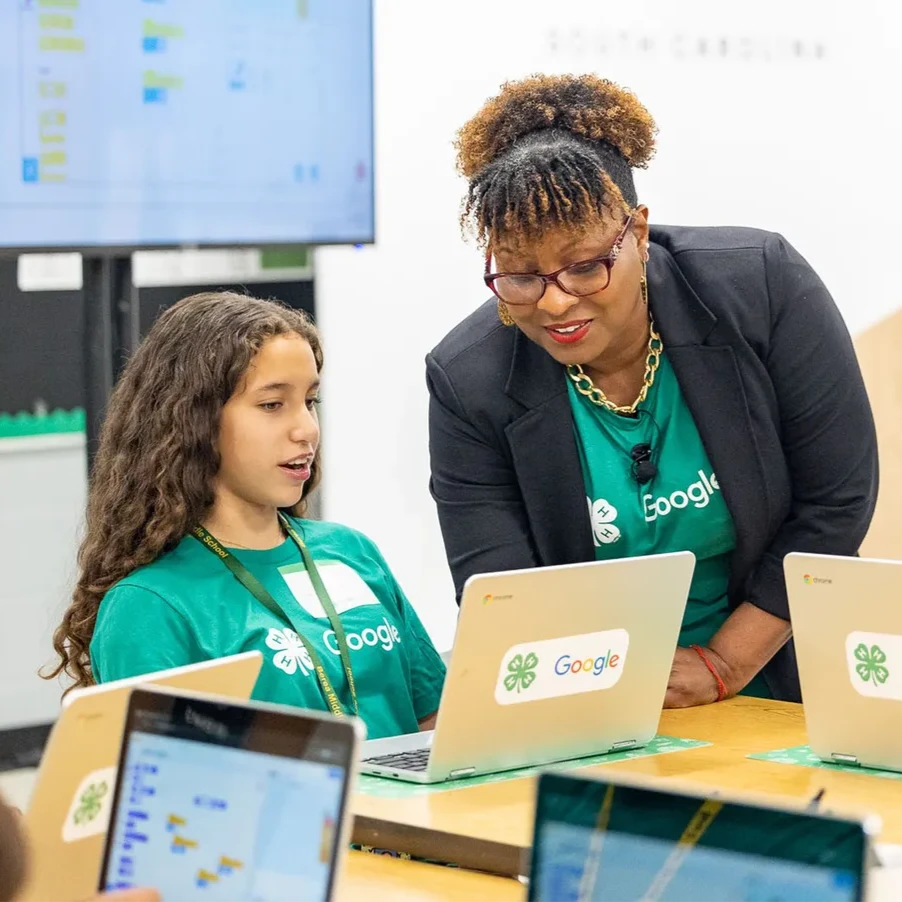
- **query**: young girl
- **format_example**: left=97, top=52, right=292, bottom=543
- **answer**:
left=47, top=292, right=445, bottom=739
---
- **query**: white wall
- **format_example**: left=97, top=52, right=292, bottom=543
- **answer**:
left=315, top=0, right=902, bottom=651
left=0, top=436, right=85, bottom=725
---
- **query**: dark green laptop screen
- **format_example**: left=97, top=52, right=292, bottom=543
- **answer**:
left=529, top=774, right=865, bottom=902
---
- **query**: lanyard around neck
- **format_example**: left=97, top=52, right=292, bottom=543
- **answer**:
left=191, top=513, right=358, bottom=718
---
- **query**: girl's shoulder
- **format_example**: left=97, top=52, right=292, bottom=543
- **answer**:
left=288, top=517, right=380, bottom=556
left=101, top=534, right=217, bottom=606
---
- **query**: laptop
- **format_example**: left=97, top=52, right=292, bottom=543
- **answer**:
left=361, top=552, right=694, bottom=784
left=18, top=652, right=263, bottom=902
left=528, top=771, right=875, bottom=901
left=98, top=686, right=361, bottom=902
left=785, top=552, right=902, bottom=773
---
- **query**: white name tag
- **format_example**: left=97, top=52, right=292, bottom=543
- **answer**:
left=280, top=560, right=381, bottom=618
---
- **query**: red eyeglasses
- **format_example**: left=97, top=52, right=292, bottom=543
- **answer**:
left=484, top=215, right=634, bottom=306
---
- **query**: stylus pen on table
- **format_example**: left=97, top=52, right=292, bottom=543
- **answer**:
left=708, top=787, right=826, bottom=812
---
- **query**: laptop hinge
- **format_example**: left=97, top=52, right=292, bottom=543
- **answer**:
left=612, top=740, right=638, bottom=751
left=831, top=752, right=860, bottom=766
left=449, top=766, right=476, bottom=780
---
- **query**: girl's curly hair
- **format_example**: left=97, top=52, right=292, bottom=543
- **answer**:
left=45, top=291, right=322, bottom=692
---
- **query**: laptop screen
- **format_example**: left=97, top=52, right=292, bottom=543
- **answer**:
left=529, top=773, right=866, bottom=902
left=100, top=691, right=354, bottom=902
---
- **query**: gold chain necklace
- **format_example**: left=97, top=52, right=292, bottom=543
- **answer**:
left=210, top=526, right=288, bottom=550
left=566, top=318, right=663, bottom=416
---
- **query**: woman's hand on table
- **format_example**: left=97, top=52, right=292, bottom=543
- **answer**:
left=664, top=646, right=726, bottom=708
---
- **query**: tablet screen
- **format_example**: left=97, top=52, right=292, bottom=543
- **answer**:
left=100, top=691, right=354, bottom=901
left=529, top=774, right=866, bottom=902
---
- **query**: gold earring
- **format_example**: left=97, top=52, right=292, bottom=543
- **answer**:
left=497, top=301, right=515, bottom=327
left=641, top=260, right=649, bottom=306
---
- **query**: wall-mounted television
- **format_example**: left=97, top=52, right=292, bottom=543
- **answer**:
left=0, top=0, right=374, bottom=254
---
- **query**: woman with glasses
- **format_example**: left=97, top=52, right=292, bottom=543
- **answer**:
left=426, top=74, right=877, bottom=706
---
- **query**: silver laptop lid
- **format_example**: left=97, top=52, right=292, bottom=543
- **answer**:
left=786, top=552, right=902, bottom=770
left=19, top=653, right=263, bottom=902
left=427, top=552, right=695, bottom=780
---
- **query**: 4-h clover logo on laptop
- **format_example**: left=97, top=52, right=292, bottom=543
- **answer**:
left=846, top=632, right=900, bottom=700
left=503, top=652, right=538, bottom=694
left=72, top=780, right=108, bottom=825
left=853, top=643, right=889, bottom=686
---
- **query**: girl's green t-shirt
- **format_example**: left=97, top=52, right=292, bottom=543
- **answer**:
left=91, top=518, right=446, bottom=739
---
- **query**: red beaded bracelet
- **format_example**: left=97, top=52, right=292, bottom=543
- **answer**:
left=689, top=644, right=728, bottom=702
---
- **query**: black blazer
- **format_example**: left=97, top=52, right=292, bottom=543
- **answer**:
left=426, top=225, right=878, bottom=702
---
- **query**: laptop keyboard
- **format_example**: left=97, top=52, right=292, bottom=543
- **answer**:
left=363, top=748, right=431, bottom=772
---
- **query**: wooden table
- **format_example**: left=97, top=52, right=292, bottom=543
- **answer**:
left=353, top=698, right=902, bottom=851
left=339, top=851, right=524, bottom=901
left=8, top=699, right=902, bottom=901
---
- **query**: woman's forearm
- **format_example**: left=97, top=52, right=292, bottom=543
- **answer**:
left=706, top=602, right=792, bottom=696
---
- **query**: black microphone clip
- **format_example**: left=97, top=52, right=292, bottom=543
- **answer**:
left=630, top=442, right=657, bottom=485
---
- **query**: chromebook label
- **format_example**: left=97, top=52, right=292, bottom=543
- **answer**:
left=846, top=631, right=902, bottom=700
left=495, top=629, right=629, bottom=706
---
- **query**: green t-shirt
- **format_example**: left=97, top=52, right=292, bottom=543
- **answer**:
left=568, top=355, right=769, bottom=698
left=91, top=518, right=446, bottom=739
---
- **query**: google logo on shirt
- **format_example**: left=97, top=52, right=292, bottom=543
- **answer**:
left=554, top=650, right=621, bottom=676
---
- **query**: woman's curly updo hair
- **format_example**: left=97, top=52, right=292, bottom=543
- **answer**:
left=455, top=74, right=657, bottom=247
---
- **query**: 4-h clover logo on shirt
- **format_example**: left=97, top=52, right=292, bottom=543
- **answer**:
left=587, top=497, right=621, bottom=546
left=854, top=643, right=889, bottom=685
left=504, top=652, right=538, bottom=694
left=265, top=627, right=313, bottom=677
left=73, top=781, right=108, bottom=825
